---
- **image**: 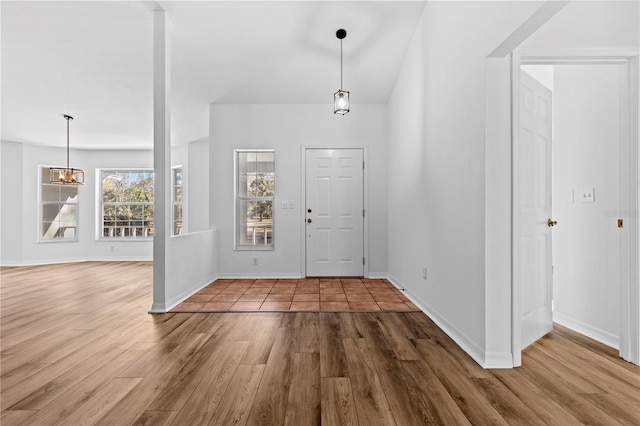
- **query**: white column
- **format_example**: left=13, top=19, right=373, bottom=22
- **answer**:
left=150, top=9, right=171, bottom=313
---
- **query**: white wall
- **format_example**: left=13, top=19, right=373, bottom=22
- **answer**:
left=0, top=140, right=154, bottom=265
left=210, top=104, right=387, bottom=278
left=1, top=141, right=24, bottom=264
left=521, top=1, right=639, bottom=52
left=187, top=138, right=210, bottom=233
left=551, top=64, right=622, bottom=348
left=386, top=1, right=542, bottom=366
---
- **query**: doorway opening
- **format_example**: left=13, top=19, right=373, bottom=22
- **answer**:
left=512, top=54, right=638, bottom=366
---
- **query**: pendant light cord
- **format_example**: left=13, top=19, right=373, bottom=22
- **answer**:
left=66, top=117, right=70, bottom=170
left=340, top=38, right=343, bottom=90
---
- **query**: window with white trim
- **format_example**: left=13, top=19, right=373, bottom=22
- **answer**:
left=99, top=169, right=154, bottom=238
left=40, top=166, right=78, bottom=241
left=235, top=150, right=274, bottom=249
left=172, top=166, right=183, bottom=236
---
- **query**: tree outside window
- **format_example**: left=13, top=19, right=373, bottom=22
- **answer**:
left=100, top=169, right=154, bottom=238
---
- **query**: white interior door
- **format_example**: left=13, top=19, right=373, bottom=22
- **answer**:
left=518, top=71, right=554, bottom=349
left=305, top=149, right=364, bottom=277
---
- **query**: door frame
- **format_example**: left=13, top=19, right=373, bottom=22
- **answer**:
left=511, top=51, right=639, bottom=366
left=300, top=146, right=369, bottom=278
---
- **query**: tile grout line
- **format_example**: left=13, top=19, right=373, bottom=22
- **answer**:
left=172, top=278, right=420, bottom=313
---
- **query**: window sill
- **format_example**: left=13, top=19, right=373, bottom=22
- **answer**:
left=38, top=238, right=79, bottom=244
left=97, top=237, right=153, bottom=242
left=235, top=245, right=275, bottom=251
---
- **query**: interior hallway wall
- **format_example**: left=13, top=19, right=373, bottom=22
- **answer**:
left=386, top=1, right=542, bottom=366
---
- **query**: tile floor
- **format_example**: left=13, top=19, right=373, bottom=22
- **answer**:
left=171, top=278, right=420, bottom=312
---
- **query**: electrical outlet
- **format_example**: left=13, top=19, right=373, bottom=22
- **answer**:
left=422, top=266, right=427, bottom=280
left=252, top=257, right=258, bottom=266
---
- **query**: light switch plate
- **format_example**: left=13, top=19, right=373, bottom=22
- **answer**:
left=581, top=188, right=595, bottom=203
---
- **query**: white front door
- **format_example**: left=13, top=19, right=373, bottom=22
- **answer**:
left=305, top=149, right=364, bottom=277
left=518, top=71, right=554, bottom=349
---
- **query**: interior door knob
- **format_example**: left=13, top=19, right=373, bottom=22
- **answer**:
left=548, top=218, right=557, bottom=227
left=307, top=218, right=312, bottom=223
left=307, top=208, right=312, bottom=213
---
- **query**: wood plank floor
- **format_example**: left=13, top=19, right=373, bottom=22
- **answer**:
left=1, top=262, right=639, bottom=425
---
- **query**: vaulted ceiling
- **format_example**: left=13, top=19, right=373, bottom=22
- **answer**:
left=1, top=1, right=425, bottom=149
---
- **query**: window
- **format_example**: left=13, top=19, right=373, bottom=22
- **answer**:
left=40, top=166, right=78, bottom=241
left=172, top=166, right=183, bottom=236
left=99, top=169, right=154, bottom=238
left=235, top=150, right=274, bottom=249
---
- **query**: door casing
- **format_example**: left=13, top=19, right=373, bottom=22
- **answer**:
left=301, top=146, right=369, bottom=278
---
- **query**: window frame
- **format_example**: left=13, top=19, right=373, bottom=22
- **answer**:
left=234, top=149, right=275, bottom=251
left=38, top=165, right=79, bottom=243
left=97, top=168, right=154, bottom=240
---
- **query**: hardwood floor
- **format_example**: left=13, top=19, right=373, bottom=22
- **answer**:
left=1, top=262, right=638, bottom=425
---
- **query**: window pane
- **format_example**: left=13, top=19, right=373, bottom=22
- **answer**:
left=42, top=185, right=60, bottom=203
left=42, top=203, right=77, bottom=239
left=248, top=173, right=274, bottom=197
left=173, top=204, right=183, bottom=235
left=60, top=187, right=77, bottom=203
left=239, top=200, right=273, bottom=245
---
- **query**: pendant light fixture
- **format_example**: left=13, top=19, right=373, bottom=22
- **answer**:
left=334, top=28, right=350, bottom=115
left=50, top=115, right=85, bottom=185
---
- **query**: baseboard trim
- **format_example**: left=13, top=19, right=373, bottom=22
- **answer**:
left=483, top=352, right=514, bottom=369
left=554, top=312, right=619, bottom=350
left=367, top=272, right=389, bottom=279
left=216, top=273, right=303, bottom=279
left=149, top=275, right=218, bottom=314
left=386, top=273, right=488, bottom=368
left=1, top=257, right=153, bottom=267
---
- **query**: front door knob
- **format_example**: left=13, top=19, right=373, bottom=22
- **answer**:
left=307, top=218, right=312, bottom=223
left=548, top=218, right=557, bottom=227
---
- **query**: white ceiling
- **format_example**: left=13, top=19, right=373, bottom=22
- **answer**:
left=1, top=1, right=425, bottom=149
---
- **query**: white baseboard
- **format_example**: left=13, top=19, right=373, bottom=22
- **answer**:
left=554, top=312, right=619, bottom=350
left=483, top=352, right=514, bottom=369
left=1, top=257, right=153, bottom=267
left=149, top=274, right=218, bottom=313
left=387, top=273, right=509, bottom=369
left=367, top=272, right=389, bottom=279
left=216, top=273, right=303, bottom=279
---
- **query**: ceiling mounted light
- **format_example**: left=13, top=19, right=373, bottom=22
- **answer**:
left=50, top=115, right=84, bottom=185
left=334, top=28, right=350, bottom=115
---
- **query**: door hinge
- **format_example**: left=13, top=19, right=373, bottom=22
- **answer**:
left=363, top=209, right=365, bottom=217
left=618, top=218, right=624, bottom=228
left=363, top=161, right=365, bottom=169
left=363, top=257, right=365, bottom=265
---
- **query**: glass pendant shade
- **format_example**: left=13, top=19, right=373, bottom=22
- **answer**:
left=334, top=90, right=350, bottom=115
left=50, top=115, right=84, bottom=185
